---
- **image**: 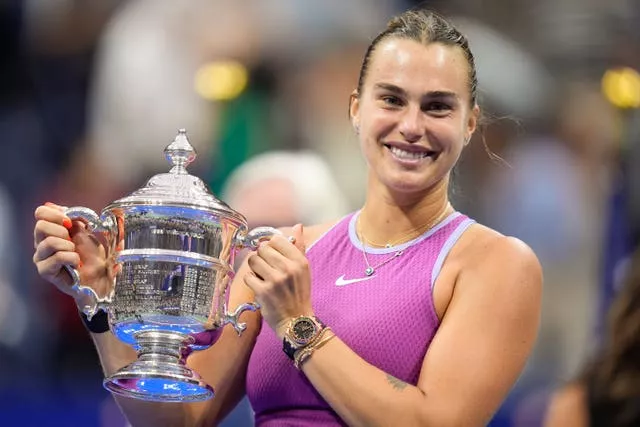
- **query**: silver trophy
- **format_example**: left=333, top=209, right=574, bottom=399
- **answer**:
left=63, top=129, right=278, bottom=402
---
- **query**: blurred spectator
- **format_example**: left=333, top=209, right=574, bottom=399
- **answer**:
left=221, top=150, right=350, bottom=230
left=86, top=0, right=396, bottom=191
left=0, top=0, right=108, bottom=386
left=481, top=82, right=619, bottom=385
left=279, top=42, right=371, bottom=208
left=543, top=246, right=640, bottom=427
left=597, top=108, right=640, bottom=338
left=0, top=185, right=28, bottom=357
left=464, top=81, right=621, bottom=427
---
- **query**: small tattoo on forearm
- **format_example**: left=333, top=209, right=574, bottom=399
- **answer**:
left=386, top=374, right=408, bottom=391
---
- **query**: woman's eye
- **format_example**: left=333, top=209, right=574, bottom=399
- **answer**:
left=425, top=102, right=451, bottom=113
left=381, top=96, right=403, bottom=106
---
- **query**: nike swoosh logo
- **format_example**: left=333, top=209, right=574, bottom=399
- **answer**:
left=335, top=274, right=376, bottom=287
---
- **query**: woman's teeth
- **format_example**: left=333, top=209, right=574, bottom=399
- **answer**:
left=388, top=146, right=430, bottom=159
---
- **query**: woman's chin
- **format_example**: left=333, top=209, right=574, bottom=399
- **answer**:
left=381, top=175, right=440, bottom=197
left=385, top=179, right=433, bottom=195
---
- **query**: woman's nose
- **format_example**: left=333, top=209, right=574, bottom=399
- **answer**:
left=398, top=108, right=423, bottom=142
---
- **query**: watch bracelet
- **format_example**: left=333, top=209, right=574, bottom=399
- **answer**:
left=288, top=322, right=325, bottom=357
left=293, top=327, right=336, bottom=370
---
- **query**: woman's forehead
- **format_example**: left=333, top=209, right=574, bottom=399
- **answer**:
left=366, top=38, right=469, bottom=97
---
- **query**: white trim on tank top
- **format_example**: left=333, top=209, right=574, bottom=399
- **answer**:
left=348, top=211, right=462, bottom=255
left=430, top=218, right=475, bottom=291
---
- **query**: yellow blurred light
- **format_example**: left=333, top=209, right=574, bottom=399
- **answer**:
left=195, top=61, right=249, bottom=101
left=602, top=67, right=640, bottom=109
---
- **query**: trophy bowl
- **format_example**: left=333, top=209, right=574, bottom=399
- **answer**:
left=63, top=129, right=277, bottom=402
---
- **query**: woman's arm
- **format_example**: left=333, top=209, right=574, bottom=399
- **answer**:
left=543, top=383, right=588, bottom=427
left=272, top=234, right=542, bottom=426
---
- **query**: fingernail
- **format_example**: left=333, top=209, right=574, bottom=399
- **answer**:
left=62, top=218, right=72, bottom=229
left=45, top=202, right=54, bottom=207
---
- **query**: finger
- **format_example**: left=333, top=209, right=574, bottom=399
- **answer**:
left=34, top=205, right=72, bottom=241
left=242, top=271, right=263, bottom=294
left=33, top=236, right=76, bottom=263
left=292, top=223, right=306, bottom=254
left=34, top=204, right=71, bottom=224
left=267, top=232, right=305, bottom=260
left=246, top=252, right=275, bottom=282
left=34, top=220, right=72, bottom=248
left=256, top=243, right=289, bottom=271
left=35, top=250, right=81, bottom=281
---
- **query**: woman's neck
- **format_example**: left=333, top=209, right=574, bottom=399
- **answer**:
left=358, top=177, right=452, bottom=247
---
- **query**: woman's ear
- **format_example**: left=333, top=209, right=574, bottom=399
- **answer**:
left=466, top=104, right=480, bottom=142
left=349, top=90, right=360, bottom=133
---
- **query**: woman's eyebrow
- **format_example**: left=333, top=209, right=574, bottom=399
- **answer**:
left=425, top=90, right=459, bottom=101
left=373, top=83, right=459, bottom=101
left=373, top=83, right=408, bottom=96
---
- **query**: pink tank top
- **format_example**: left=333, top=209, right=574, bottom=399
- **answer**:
left=245, top=211, right=474, bottom=426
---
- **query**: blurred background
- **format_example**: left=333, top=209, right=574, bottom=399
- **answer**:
left=1, top=0, right=639, bottom=425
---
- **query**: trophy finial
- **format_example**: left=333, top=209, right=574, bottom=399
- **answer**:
left=165, top=129, right=197, bottom=173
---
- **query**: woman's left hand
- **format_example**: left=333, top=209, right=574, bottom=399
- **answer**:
left=243, top=224, right=312, bottom=339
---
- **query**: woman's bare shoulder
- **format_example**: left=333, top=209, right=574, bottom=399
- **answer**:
left=448, top=221, right=543, bottom=318
left=304, top=221, right=342, bottom=246
left=456, top=222, right=540, bottom=272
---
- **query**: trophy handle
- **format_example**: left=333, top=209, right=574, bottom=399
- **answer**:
left=236, top=226, right=282, bottom=251
left=63, top=206, right=116, bottom=320
left=229, top=226, right=284, bottom=333
left=222, top=302, right=261, bottom=335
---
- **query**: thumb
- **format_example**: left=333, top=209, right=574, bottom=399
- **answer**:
left=292, top=223, right=306, bottom=254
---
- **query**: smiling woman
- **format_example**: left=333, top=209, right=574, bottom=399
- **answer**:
left=32, top=7, right=542, bottom=427
left=350, top=38, right=477, bottom=199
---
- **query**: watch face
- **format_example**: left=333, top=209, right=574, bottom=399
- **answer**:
left=292, top=318, right=318, bottom=344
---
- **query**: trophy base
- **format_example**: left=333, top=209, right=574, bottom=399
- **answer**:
left=104, top=360, right=214, bottom=402
left=104, top=330, right=214, bottom=402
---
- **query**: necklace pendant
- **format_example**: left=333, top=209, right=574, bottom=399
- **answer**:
left=365, top=267, right=375, bottom=276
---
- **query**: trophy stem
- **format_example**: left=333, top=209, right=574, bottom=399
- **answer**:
left=136, top=330, right=192, bottom=361
left=103, top=330, right=214, bottom=402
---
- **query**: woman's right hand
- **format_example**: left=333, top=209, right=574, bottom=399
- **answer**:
left=33, top=202, right=109, bottom=298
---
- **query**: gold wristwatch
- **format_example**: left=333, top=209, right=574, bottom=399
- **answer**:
left=282, top=315, right=325, bottom=360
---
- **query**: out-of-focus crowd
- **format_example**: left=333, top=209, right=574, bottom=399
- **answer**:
left=1, top=0, right=638, bottom=426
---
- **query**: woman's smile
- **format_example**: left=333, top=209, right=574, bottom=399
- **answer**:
left=382, top=141, right=440, bottom=167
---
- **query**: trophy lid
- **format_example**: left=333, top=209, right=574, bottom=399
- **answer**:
left=108, top=129, right=246, bottom=224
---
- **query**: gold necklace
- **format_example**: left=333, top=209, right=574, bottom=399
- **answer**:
left=356, top=229, right=404, bottom=277
left=356, top=202, right=452, bottom=276
left=359, top=202, right=452, bottom=249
